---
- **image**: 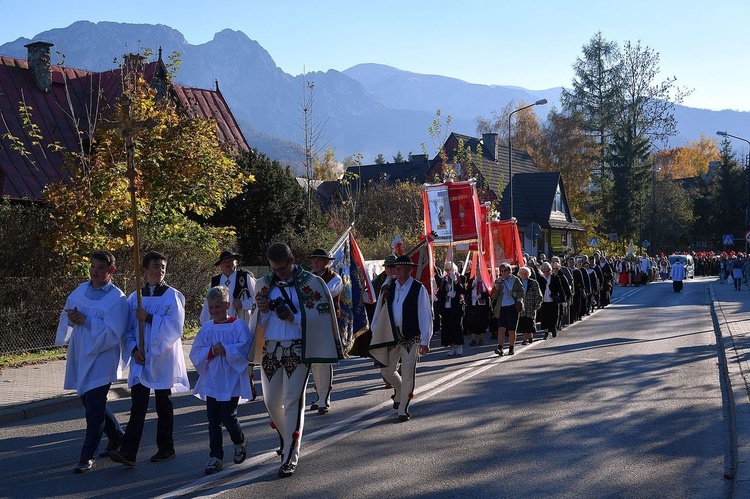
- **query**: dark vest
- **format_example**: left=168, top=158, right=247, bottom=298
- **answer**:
left=387, top=279, right=424, bottom=340
left=211, top=269, right=251, bottom=300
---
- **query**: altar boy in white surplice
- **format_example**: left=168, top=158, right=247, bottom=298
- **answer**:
left=190, top=286, right=254, bottom=475
left=109, top=251, right=189, bottom=468
left=55, top=250, right=130, bottom=474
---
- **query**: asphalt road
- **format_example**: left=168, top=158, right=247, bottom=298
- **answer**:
left=0, top=277, right=731, bottom=498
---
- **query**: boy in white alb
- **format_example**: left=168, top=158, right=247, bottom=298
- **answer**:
left=110, top=252, right=189, bottom=467
left=55, top=250, right=130, bottom=474
left=190, top=286, right=254, bottom=475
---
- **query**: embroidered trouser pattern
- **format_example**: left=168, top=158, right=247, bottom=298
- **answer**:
left=310, top=363, right=333, bottom=408
left=380, top=337, right=420, bottom=416
left=261, top=340, right=310, bottom=467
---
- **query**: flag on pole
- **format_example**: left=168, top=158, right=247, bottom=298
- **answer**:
left=330, top=230, right=374, bottom=356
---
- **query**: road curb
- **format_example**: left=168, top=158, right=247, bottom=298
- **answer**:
left=711, top=284, right=750, bottom=499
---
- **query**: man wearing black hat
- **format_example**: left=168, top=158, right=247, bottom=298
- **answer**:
left=369, top=255, right=433, bottom=422
left=200, top=250, right=258, bottom=399
left=308, top=248, right=343, bottom=414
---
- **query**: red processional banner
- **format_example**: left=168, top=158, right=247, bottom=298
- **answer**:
left=490, top=220, right=525, bottom=268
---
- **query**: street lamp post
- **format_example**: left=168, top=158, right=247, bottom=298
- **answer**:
left=716, top=130, right=750, bottom=252
left=508, top=99, right=547, bottom=219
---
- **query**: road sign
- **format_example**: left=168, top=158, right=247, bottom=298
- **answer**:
left=642, top=239, right=650, bottom=248
left=745, top=231, right=750, bottom=243
left=589, top=237, right=599, bottom=248
left=723, top=234, right=734, bottom=245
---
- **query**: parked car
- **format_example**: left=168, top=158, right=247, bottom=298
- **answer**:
left=668, top=254, right=695, bottom=279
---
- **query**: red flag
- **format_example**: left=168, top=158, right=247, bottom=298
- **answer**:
left=490, top=220, right=525, bottom=268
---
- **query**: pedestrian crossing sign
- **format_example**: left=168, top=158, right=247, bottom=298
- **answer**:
left=723, top=234, right=734, bottom=245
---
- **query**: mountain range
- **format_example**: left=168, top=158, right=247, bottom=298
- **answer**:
left=2, top=21, right=749, bottom=171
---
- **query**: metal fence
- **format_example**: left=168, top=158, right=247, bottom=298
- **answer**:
left=0, top=266, right=269, bottom=356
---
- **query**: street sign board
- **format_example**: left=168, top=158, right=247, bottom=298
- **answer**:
left=723, top=234, right=734, bottom=245
left=642, top=239, right=650, bottom=248
left=589, top=237, right=599, bottom=248
left=745, top=231, right=750, bottom=243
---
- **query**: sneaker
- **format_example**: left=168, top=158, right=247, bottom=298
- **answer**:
left=234, top=440, right=247, bottom=464
left=150, top=449, right=176, bottom=462
left=205, top=457, right=223, bottom=474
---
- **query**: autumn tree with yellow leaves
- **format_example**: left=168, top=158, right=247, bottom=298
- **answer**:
left=43, top=54, right=249, bottom=272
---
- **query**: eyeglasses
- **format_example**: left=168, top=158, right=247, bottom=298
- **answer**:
left=270, top=261, right=291, bottom=274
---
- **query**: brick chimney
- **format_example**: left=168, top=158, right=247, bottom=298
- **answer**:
left=482, top=133, right=499, bottom=161
left=24, top=41, right=53, bottom=93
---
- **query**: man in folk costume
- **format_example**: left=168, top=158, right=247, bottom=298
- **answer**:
left=201, top=250, right=258, bottom=400
left=109, top=252, right=190, bottom=467
left=255, top=243, right=343, bottom=478
left=369, top=255, right=433, bottom=422
left=308, top=248, right=343, bottom=414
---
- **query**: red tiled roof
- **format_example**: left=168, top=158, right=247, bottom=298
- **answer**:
left=0, top=55, right=249, bottom=200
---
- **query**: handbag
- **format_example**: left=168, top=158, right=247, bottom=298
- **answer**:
left=514, top=299, right=523, bottom=312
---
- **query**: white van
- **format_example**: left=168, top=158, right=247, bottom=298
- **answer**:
left=668, top=254, right=694, bottom=279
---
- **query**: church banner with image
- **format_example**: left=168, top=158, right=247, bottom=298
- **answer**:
left=423, top=180, right=481, bottom=245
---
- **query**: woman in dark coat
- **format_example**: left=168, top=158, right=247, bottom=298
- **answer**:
left=538, top=261, right=563, bottom=339
left=437, top=262, right=466, bottom=356
left=464, top=274, right=490, bottom=346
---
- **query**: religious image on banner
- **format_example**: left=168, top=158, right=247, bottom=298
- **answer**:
left=424, top=185, right=452, bottom=244
left=330, top=231, right=374, bottom=356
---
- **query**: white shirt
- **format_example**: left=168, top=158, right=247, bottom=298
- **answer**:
left=258, top=275, right=303, bottom=341
left=200, top=270, right=256, bottom=324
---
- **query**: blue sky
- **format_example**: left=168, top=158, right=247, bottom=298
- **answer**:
left=2, top=0, right=749, bottom=112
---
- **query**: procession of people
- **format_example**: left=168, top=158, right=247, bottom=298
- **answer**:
left=56, top=241, right=732, bottom=479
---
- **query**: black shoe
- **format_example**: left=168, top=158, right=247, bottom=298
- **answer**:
left=508, top=346, right=514, bottom=355
left=317, top=406, right=330, bottom=414
left=398, top=413, right=411, bottom=422
left=521, top=340, right=528, bottom=345
left=278, top=463, right=296, bottom=478
left=74, top=458, right=95, bottom=473
left=478, top=339, right=485, bottom=345
left=528, top=338, right=534, bottom=343
left=543, top=332, right=549, bottom=340
left=494, top=347, right=504, bottom=356
left=469, top=340, right=477, bottom=346
left=109, top=449, right=135, bottom=467
left=99, top=433, right=123, bottom=457
left=393, top=401, right=400, bottom=410
left=309, top=403, right=319, bottom=411
left=150, top=449, right=176, bottom=462
left=552, top=331, right=557, bottom=338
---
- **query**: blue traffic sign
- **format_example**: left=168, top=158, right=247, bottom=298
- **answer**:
left=723, top=234, right=734, bottom=245
left=589, top=237, right=599, bottom=248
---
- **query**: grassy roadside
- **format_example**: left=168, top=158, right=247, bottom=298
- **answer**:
left=0, top=327, right=199, bottom=371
